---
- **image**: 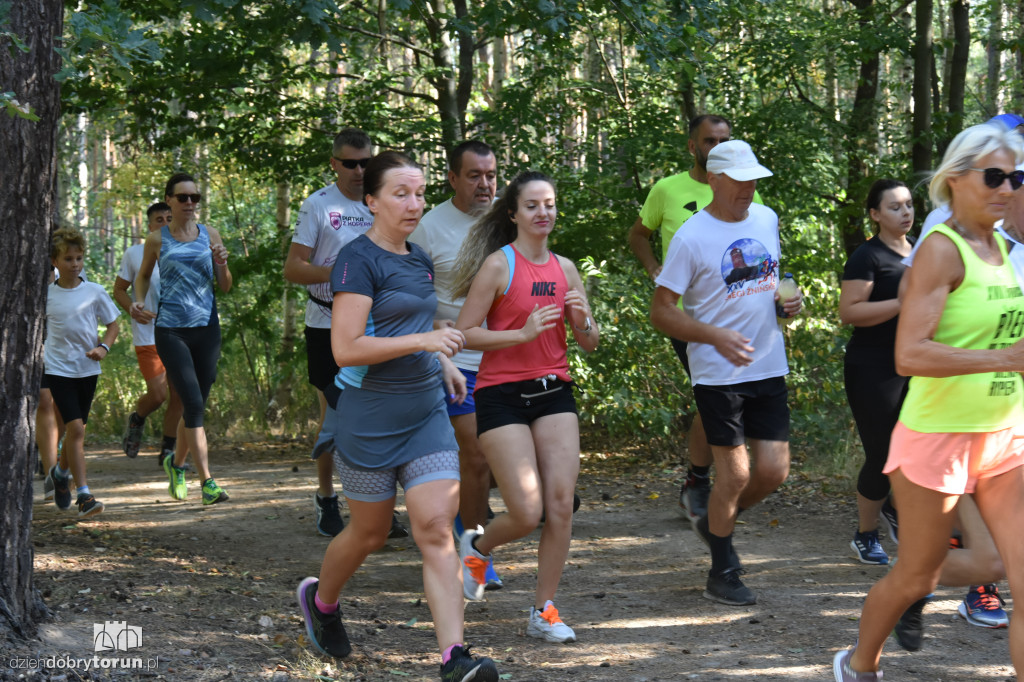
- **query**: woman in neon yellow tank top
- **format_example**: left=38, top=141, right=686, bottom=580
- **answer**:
left=835, top=124, right=1024, bottom=681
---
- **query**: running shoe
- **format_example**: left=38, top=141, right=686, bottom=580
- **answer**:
left=880, top=496, right=898, bottom=545
left=452, top=512, right=466, bottom=542
left=296, top=577, right=351, bottom=658
left=201, top=479, right=229, bottom=505
left=949, top=532, right=963, bottom=550
left=484, top=557, right=503, bottom=591
left=47, top=466, right=71, bottom=511
left=704, top=567, right=756, bottom=606
left=439, top=644, right=499, bottom=682
left=679, top=471, right=711, bottom=525
left=157, top=448, right=170, bottom=468
left=314, top=493, right=344, bottom=537
left=527, top=601, right=577, bottom=643
left=459, top=526, right=489, bottom=601
left=76, top=493, right=104, bottom=519
left=850, top=530, right=889, bottom=565
left=163, top=454, right=187, bottom=500
left=121, top=411, right=144, bottom=458
left=43, top=471, right=55, bottom=501
left=832, top=648, right=882, bottom=682
left=893, top=595, right=929, bottom=651
left=958, top=584, right=1009, bottom=628
left=388, top=512, right=409, bottom=539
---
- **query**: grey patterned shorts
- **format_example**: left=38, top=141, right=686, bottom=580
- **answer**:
left=332, top=449, right=460, bottom=502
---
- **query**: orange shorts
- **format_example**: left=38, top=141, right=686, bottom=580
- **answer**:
left=884, top=421, right=1024, bottom=494
left=134, top=345, right=166, bottom=381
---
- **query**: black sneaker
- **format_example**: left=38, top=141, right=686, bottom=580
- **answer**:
left=296, top=577, right=351, bottom=658
left=893, top=595, right=929, bottom=651
left=388, top=512, right=410, bottom=539
left=76, top=493, right=104, bottom=519
left=880, top=496, right=898, bottom=545
left=679, top=472, right=711, bottom=525
left=439, top=645, right=499, bottom=682
left=315, top=493, right=345, bottom=537
left=47, top=466, right=72, bottom=511
left=704, top=567, right=756, bottom=606
left=122, top=412, right=144, bottom=458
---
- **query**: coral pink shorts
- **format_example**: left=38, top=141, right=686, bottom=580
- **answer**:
left=884, top=421, right=1024, bottom=494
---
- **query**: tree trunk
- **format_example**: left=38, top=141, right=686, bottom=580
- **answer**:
left=946, top=0, right=969, bottom=136
left=0, top=0, right=63, bottom=642
left=842, top=0, right=881, bottom=258
left=266, top=179, right=296, bottom=427
left=985, top=0, right=1003, bottom=114
left=912, top=0, right=933, bottom=189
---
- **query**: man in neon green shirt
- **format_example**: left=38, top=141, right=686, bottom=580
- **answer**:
left=628, top=115, right=762, bottom=528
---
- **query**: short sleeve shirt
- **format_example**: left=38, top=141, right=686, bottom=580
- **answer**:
left=842, top=236, right=908, bottom=350
left=409, top=198, right=484, bottom=372
left=639, top=171, right=764, bottom=261
left=292, top=183, right=375, bottom=328
left=330, top=234, right=441, bottom=393
left=44, top=281, right=120, bottom=378
left=655, top=204, right=788, bottom=386
left=117, top=243, right=160, bottom=346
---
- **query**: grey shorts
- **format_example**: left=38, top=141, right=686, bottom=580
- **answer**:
left=332, top=449, right=460, bottom=503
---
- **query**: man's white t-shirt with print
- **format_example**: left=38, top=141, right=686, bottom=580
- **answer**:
left=117, top=243, right=160, bottom=347
left=655, top=204, right=789, bottom=387
left=44, top=281, right=120, bottom=378
left=291, top=183, right=374, bottom=329
left=409, top=197, right=484, bottom=372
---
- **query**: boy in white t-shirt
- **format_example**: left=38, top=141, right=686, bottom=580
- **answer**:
left=43, top=229, right=120, bottom=518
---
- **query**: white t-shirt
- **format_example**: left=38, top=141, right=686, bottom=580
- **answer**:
left=117, top=243, right=160, bottom=346
left=902, top=205, right=952, bottom=267
left=655, top=204, right=789, bottom=386
left=291, top=183, right=374, bottom=328
left=409, top=198, right=484, bottom=372
left=44, top=280, right=120, bottom=378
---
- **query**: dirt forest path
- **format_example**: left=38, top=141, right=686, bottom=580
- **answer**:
left=8, top=442, right=1016, bottom=681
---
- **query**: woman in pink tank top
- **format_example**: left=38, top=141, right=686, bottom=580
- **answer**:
left=451, top=171, right=599, bottom=644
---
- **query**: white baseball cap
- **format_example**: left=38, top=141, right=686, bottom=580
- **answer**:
left=706, top=140, right=773, bottom=181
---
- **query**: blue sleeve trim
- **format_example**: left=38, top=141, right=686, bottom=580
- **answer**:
left=500, top=244, right=515, bottom=297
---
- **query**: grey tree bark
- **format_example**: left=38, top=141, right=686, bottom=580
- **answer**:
left=0, top=0, right=63, bottom=641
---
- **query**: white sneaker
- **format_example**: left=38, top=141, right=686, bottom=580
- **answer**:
left=458, top=525, right=489, bottom=601
left=527, top=600, right=577, bottom=643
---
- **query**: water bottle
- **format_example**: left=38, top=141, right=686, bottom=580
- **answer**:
left=776, top=272, right=798, bottom=319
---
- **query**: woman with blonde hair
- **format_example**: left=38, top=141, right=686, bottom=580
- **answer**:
left=834, top=123, right=1024, bottom=680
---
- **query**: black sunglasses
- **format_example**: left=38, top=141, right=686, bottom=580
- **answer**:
left=334, top=157, right=371, bottom=169
left=971, top=167, right=1024, bottom=190
left=173, top=193, right=202, bottom=204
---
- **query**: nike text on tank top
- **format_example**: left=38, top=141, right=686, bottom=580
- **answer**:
left=899, top=224, right=1024, bottom=432
left=476, top=244, right=572, bottom=390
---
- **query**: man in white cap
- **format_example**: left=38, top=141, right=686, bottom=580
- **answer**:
left=650, top=139, right=802, bottom=606
left=629, top=115, right=766, bottom=527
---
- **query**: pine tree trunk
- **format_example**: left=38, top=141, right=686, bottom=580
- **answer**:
left=912, top=0, right=934, bottom=184
left=0, top=0, right=63, bottom=642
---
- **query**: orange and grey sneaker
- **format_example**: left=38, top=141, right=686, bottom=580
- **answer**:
left=958, top=584, right=1009, bottom=628
left=527, top=600, right=577, bottom=643
left=76, top=493, right=104, bottom=519
left=458, top=526, right=489, bottom=601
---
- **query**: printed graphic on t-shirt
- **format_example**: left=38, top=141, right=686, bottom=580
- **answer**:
left=720, top=238, right=779, bottom=296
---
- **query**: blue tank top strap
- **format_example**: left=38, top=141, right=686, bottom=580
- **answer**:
left=500, top=244, right=515, bottom=296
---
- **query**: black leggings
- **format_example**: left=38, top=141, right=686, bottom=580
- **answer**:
left=844, top=351, right=909, bottom=501
left=156, top=322, right=221, bottom=428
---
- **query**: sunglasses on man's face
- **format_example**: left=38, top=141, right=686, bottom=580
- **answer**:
left=971, top=167, right=1024, bottom=190
left=173, top=193, right=202, bottom=204
left=334, top=157, right=371, bottom=170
